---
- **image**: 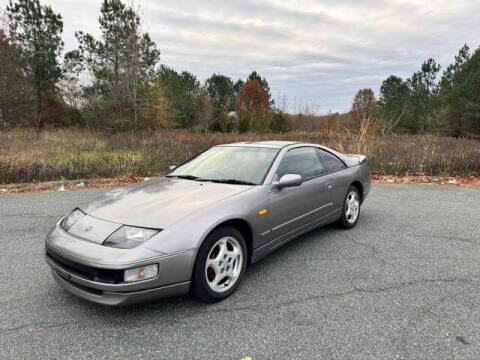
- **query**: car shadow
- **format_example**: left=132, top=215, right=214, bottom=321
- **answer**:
left=245, top=224, right=335, bottom=275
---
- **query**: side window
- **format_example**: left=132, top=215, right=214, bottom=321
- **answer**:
left=318, top=149, right=346, bottom=172
left=276, top=147, right=326, bottom=181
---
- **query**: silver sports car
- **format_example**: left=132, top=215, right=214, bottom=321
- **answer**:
left=45, top=141, right=370, bottom=305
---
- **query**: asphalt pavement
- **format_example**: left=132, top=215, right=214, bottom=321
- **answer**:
left=1, top=184, right=479, bottom=359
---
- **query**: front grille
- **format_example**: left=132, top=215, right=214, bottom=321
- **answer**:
left=46, top=249, right=124, bottom=284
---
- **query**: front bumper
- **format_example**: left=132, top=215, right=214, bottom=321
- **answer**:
left=45, top=223, right=196, bottom=305
left=51, top=270, right=190, bottom=306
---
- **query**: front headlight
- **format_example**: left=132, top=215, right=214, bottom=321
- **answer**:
left=61, top=209, right=86, bottom=231
left=103, top=226, right=159, bottom=249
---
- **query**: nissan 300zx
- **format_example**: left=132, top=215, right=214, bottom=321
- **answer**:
left=45, top=141, right=370, bottom=305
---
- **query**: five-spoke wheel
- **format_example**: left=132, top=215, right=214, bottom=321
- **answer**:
left=339, top=185, right=361, bottom=228
left=193, top=226, right=247, bottom=302
left=345, top=190, right=360, bottom=224
left=205, top=236, right=243, bottom=293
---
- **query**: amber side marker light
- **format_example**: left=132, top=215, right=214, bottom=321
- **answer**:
left=258, top=209, right=268, bottom=216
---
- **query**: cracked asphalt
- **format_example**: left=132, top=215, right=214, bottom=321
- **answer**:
left=1, top=184, right=479, bottom=359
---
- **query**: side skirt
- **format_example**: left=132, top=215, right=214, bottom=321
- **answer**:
left=251, top=207, right=341, bottom=263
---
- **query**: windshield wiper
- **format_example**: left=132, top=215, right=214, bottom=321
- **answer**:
left=167, top=175, right=255, bottom=185
left=206, top=179, right=256, bottom=185
left=167, top=174, right=205, bottom=181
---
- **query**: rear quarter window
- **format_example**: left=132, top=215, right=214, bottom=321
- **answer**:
left=318, top=149, right=346, bottom=172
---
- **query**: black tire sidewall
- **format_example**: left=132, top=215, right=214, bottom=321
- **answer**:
left=339, top=186, right=361, bottom=228
left=192, top=226, right=247, bottom=302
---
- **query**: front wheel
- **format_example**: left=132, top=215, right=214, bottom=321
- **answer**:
left=192, top=226, right=247, bottom=302
left=338, top=186, right=361, bottom=228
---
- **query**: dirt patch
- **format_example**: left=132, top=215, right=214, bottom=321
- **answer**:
left=1, top=174, right=478, bottom=195
left=0, top=176, right=147, bottom=194
left=371, top=173, right=480, bottom=187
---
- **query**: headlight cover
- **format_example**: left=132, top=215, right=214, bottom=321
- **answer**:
left=103, top=226, right=159, bottom=249
left=61, top=209, right=86, bottom=231
left=124, top=264, right=159, bottom=282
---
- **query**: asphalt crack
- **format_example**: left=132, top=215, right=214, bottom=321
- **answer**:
left=209, top=276, right=478, bottom=315
left=411, top=233, right=477, bottom=244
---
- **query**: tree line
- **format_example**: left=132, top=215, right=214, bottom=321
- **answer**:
left=351, top=44, right=480, bottom=137
left=0, top=0, right=290, bottom=133
left=1, top=0, right=478, bottom=137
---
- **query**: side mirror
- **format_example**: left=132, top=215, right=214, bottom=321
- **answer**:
left=273, top=174, right=302, bottom=189
left=168, top=165, right=176, bottom=171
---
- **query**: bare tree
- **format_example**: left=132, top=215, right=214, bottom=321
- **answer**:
left=196, top=89, right=213, bottom=132
left=351, top=88, right=377, bottom=129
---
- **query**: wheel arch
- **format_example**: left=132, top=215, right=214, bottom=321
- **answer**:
left=350, top=180, right=364, bottom=203
left=202, top=218, right=254, bottom=264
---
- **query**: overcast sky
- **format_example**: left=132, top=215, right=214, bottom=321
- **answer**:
left=2, top=0, right=479, bottom=113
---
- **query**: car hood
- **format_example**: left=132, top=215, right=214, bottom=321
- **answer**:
left=82, top=177, right=253, bottom=229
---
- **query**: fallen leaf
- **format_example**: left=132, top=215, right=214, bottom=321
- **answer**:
left=455, top=336, right=470, bottom=345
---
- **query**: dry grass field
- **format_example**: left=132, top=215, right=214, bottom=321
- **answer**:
left=0, top=129, right=479, bottom=184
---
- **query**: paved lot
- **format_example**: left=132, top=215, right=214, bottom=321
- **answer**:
left=1, top=184, right=479, bottom=359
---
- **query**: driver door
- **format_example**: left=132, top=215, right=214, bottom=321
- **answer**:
left=268, top=147, right=334, bottom=242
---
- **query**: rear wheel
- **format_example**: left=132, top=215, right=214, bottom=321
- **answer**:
left=192, top=226, right=247, bottom=302
left=338, top=185, right=361, bottom=228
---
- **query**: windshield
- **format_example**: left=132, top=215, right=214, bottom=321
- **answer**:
left=168, top=146, right=279, bottom=185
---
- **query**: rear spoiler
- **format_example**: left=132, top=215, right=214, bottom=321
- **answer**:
left=346, top=154, right=366, bottom=164
left=340, top=154, right=366, bottom=167
left=318, top=146, right=366, bottom=167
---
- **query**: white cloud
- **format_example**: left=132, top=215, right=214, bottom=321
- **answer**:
left=1, top=0, right=479, bottom=112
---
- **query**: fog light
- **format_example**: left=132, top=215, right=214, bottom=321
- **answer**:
left=124, top=264, right=159, bottom=283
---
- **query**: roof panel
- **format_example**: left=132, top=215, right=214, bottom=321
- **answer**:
left=219, top=141, right=299, bottom=148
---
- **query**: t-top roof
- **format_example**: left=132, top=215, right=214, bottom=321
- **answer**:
left=219, top=141, right=300, bottom=148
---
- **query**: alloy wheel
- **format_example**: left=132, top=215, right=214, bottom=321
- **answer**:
left=205, top=236, right=243, bottom=293
left=345, top=191, right=360, bottom=224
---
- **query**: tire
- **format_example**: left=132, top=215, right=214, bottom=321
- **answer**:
left=192, top=226, right=247, bottom=302
left=338, top=185, right=361, bottom=229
